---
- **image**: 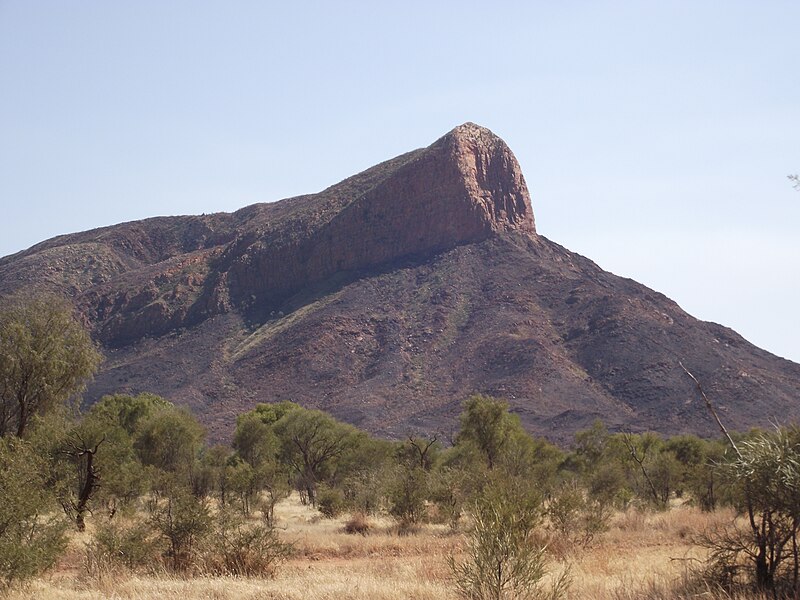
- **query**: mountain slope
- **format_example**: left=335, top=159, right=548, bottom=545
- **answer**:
left=1, top=123, right=798, bottom=442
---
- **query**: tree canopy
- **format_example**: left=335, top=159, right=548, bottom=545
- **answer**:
left=0, top=294, right=102, bottom=438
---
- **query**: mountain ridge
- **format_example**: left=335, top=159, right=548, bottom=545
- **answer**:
left=1, top=123, right=798, bottom=443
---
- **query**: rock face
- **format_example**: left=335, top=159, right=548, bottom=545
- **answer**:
left=222, top=122, right=535, bottom=318
left=1, top=123, right=798, bottom=443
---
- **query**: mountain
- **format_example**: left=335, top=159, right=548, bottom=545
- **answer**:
left=2, top=123, right=798, bottom=443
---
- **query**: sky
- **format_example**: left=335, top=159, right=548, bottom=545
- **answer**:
left=1, top=1, right=798, bottom=362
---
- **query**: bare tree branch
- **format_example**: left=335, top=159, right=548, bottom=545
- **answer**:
left=679, top=361, right=741, bottom=459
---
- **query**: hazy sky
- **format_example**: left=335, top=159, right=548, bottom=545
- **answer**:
left=1, top=2, right=798, bottom=362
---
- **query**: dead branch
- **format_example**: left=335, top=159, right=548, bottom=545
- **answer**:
left=679, top=361, right=741, bottom=459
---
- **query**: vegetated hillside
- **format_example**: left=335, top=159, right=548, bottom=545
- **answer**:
left=1, top=123, right=798, bottom=442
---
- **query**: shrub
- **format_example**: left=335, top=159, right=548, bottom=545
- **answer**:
left=0, top=437, right=68, bottom=591
left=388, top=466, right=428, bottom=529
left=317, top=486, right=346, bottom=518
left=450, top=483, right=569, bottom=600
left=148, top=486, right=211, bottom=572
left=256, top=462, right=292, bottom=527
left=343, top=513, right=372, bottom=536
left=341, top=471, right=384, bottom=516
left=546, top=481, right=610, bottom=552
left=84, top=518, right=162, bottom=577
left=699, top=427, right=800, bottom=593
left=201, top=508, right=292, bottom=576
left=429, top=465, right=480, bottom=531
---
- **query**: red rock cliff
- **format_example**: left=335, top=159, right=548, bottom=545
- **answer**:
left=225, top=122, right=535, bottom=311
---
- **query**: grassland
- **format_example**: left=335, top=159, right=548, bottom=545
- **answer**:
left=6, top=495, right=751, bottom=600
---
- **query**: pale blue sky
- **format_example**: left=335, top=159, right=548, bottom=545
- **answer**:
left=1, top=1, right=798, bottom=361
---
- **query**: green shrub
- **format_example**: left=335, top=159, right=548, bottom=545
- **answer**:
left=0, top=437, right=68, bottom=591
left=201, top=509, right=292, bottom=576
left=317, top=486, right=346, bottom=518
left=546, top=481, right=610, bottom=554
left=700, top=428, right=800, bottom=592
left=341, top=471, right=384, bottom=516
left=388, top=466, right=428, bottom=529
left=450, top=482, right=569, bottom=600
left=84, top=518, right=163, bottom=576
left=148, top=486, right=211, bottom=572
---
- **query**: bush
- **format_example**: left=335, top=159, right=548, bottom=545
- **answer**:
left=317, top=486, right=346, bottom=518
left=546, top=481, right=610, bottom=552
left=0, top=438, right=68, bottom=591
left=700, top=428, right=800, bottom=592
left=201, top=509, right=292, bottom=576
left=84, top=518, right=163, bottom=577
left=429, top=465, right=480, bottom=531
left=343, top=513, right=372, bottom=536
left=341, top=471, right=384, bottom=516
left=388, top=466, right=428, bottom=528
left=148, top=486, right=211, bottom=572
left=450, top=483, right=569, bottom=600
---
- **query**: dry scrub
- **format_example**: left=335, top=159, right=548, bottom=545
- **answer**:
left=2, top=496, right=762, bottom=600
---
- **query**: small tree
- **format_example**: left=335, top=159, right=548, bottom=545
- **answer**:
left=704, top=428, right=800, bottom=591
left=233, top=412, right=279, bottom=467
left=88, top=393, right=171, bottom=437
left=388, top=465, right=428, bottom=530
left=255, top=461, right=291, bottom=527
left=78, top=396, right=153, bottom=518
left=429, top=465, right=473, bottom=530
left=57, top=431, right=105, bottom=531
left=149, top=483, right=211, bottom=572
left=388, top=436, right=440, bottom=530
left=546, top=479, right=610, bottom=550
left=682, top=362, right=800, bottom=592
left=456, top=395, right=513, bottom=471
left=231, top=411, right=290, bottom=521
left=620, top=432, right=676, bottom=508
left=224, top=459, right=258, bottom=516
left=399, top=435, right=441, bottom=471
left=134, top=405, right=204, bottom=485
left=0, top=294, right=101, bottom=438
left=273, top=407, right=360, bottom=505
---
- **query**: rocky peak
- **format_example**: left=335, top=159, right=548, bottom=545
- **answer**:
left=431, top=122, right=535, bottom=234
left=224, top=123, right=537, bottom=314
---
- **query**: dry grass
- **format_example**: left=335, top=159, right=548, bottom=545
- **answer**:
left=6, top=498, right=754, bottom=600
